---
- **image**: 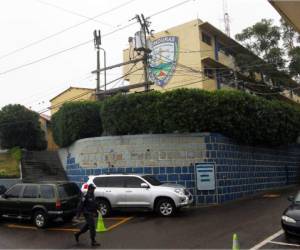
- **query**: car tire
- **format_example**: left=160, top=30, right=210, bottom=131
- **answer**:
left=33, top=210, right=48, bottom=229
left=155, top=198, right=175, bottom=217
left=96, top=199, right=111, bottom=217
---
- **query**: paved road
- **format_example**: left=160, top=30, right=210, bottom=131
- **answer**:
left=0, top=186, right=299, bottom=249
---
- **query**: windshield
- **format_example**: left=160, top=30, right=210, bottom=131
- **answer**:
left=294, top=192, right=300, bottom=203
left=142, top=175, right=162, bottom=186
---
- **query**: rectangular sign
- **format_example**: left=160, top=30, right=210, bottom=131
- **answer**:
left=195, top=163, right=215, bottom=190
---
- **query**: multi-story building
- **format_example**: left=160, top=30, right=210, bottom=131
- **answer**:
left=49, top=87, right=96, bottom=115
left=123, top=19, right=299, bottom=102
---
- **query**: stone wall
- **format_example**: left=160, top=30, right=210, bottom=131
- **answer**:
left=61, top=133, right=300, bottom=205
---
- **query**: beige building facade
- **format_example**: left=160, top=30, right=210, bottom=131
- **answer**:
left=49, top=87, right=96, bottom=115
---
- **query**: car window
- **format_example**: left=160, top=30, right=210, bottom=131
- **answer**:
left=105, top=177, right=125, bottom=188
left=58, top=183, right=80, bottom=199
left=94, top=177, right=106, bottom=187
left=142, top=175, right=162, bottom=186
left=23, top=185, right=39, bottom=198
left=125, top=177, right=144, bottom=188
left=6, top=185, right=23, bottom=198
left=40, top=185, right=55, bottom=199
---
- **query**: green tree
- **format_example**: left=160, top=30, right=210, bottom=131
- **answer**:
left=52, top=101, right=103, bottom=147
left=0, top=104, right=46, bottom=150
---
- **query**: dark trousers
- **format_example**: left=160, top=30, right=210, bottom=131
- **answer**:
left=78, top=213, right=96, bottom=242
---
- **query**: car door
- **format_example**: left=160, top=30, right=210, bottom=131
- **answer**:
left=103, top=176, right=126, bottom=207
left=123, top=176, right=152, bottom=207
left=19, top=184, right=39, bottom=219
left=0, top=184, right=23, bottom=218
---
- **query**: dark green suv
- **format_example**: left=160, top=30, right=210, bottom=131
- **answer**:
left=0, top=182, right=81, bottom=228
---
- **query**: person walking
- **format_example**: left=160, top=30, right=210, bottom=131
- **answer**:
left=74, top=183, right=100, bottom=247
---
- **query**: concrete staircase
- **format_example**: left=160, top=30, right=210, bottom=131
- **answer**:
left=21, top=151, right=67, bottom=182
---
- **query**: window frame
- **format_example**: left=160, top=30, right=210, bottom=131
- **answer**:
left=202, top=32, right=212, bottom=46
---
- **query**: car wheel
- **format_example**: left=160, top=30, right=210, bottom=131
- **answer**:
left=156, top=198, right=175, bottom=217
left=33, top=210, right=47, bottom=228
left=96, top=199, right=111, bottom=217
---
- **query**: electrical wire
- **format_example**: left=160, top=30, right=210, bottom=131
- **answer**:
left=0, top=0, right=137, bottom=61
left=0, top=0, right=194, bottom=77
left=36, top=0, right=116, bottom=28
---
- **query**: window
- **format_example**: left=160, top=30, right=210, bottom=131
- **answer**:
left=40, top=185, right=55, bottom=199
left=58, top=183, right=80, bottom=199
left=105, top=177, right=126, bottom=188
left=6, top=185, right=23, bottom=198
left=142, top=175, right=162, bottom=186
left=94, top=177, right=106, bottom=187
left=125, top=177, right=144, bottom=188
left=23, top=185, right=38, bottom=198
left=204, top=66, right=214, bottom=79
left=202, top=32, right=212, bottom=46
left=218, top=43, right=229, bottom=56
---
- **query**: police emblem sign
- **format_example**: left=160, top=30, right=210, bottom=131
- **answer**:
left=148, top=36, right=179, bottom=87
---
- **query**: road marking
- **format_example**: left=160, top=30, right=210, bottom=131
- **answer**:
left=7, top=224, right=37, bottom=230
left=249, top=230, right=284, bottom=250
left=270, top=240, right=300, bottom=247
left=107, top=216, right=133, bottom=231
left=6, top=216, right=133, bottom=233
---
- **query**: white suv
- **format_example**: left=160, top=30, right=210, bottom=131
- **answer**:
left=81, top=174, right=193, bottom=217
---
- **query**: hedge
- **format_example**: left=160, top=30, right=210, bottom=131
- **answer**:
left=101, top=89, right=300, bottom=146
left=52, top=101, right=103, bottom=147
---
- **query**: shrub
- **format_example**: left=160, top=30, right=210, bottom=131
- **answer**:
left=100, top=89, right=300, bottom=146
left=52, top=101, right=103, bottom=147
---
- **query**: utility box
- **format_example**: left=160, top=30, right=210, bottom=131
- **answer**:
left=195, top=163, right=216, bottom=190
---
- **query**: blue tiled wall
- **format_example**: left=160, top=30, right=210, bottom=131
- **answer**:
left=66, top=134, right=300, bottom=205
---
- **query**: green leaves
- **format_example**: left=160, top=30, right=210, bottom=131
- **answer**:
left=52, top=101, right=103, bottom=147
left=0, top=104, right=46, bottom=150
left=99, top=89, right=300, bottom=147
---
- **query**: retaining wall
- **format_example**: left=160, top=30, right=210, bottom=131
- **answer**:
left=60, top=133, right=300, bottom=205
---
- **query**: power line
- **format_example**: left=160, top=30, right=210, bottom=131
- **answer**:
left=0, top=0, right=137, bottom=61
left=0, top=0, right=193, bottom=77
left=36, top=0, right=115, bottom=28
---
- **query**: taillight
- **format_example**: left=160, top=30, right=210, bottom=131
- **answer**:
left=83, top=183, right=88, bottom=190
left=56, top=200, right=61, bottom=209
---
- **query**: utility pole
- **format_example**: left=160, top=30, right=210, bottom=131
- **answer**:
left=94, top=30, right=101, bottom=97
left=133, top=14, right=152, bottom=91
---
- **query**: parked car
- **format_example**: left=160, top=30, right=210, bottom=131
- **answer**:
left=0, top=182, right=81, bottom=228
left=281, top=192, right=300, bottom=237
left=81, top=174, right=193, bottom=217
left=0, top=185, right=6, bottom=195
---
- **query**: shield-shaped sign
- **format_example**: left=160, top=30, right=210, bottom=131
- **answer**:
left=148, top=36, right=179, bottom=87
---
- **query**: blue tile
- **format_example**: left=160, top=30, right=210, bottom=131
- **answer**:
left=153, top=168, right=159, bottom=174
left=180, top=174, right=192, bottom=181
left=144, top=167, right=152, bottom=174
left=94, top=169, right=101, bottom=175
left=167, top=167, right=174, bottom=174
left=189, top=166, right=195, bottom=173
left=182, top=167, right=188, bottom=173
left=168, top=174, right=178, bottom=182
left=125, top=168, right=133, bottom=173
left=160, top=167, right=166, bottom=174
left=157, top=175, right=167, bottom=182
left=135, top=167, right=143, bottom=174
left=175, top=167, right=182, bottom=174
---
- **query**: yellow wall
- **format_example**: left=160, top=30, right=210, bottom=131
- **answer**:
left=50, top=88, right=96, bottom=115
left=124, top=20, right=205, bottom=92
left=39, top=118, right=59, bottom=151
left=123, top=19, right=243, bottom=92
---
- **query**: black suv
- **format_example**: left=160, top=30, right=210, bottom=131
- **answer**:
left=0, top=182, right=81, bottom=228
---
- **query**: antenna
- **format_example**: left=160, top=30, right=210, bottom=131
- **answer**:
left=223, top=0, right=230, bottom=37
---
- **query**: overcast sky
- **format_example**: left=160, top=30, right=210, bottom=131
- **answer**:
left=0, top=0, right=281, bottom=113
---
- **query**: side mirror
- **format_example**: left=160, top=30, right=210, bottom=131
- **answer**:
left=141, top=183, right=150, bottom=189
left=288, top=196, right=294, bottom=202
